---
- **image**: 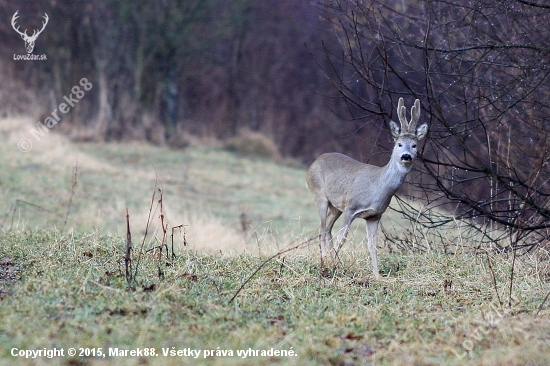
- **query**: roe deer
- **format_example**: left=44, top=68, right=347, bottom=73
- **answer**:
left=306, top=98, right=428, bottom=279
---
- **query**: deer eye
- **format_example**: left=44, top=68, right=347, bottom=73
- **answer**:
left=398, top=143, right=402, bottom=147
left=412, top=144, right=417, bottom=148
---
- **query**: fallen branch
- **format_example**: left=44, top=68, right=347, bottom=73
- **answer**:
left=536, top=290, right=550, bottom=318
left=2, top=199, right=69, bottom=230
left=228, top=235, right=316, bottom=304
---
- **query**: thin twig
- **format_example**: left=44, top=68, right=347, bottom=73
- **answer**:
left=62, top=160, right=78, bottom=231
left=536, top=290, right=550, bottom=317
left=228, top=236, right=316, bottom=304
left=2, top=199, right=67, bottom=230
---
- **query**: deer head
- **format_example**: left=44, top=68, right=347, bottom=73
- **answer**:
left=389, top=98, right=428, bottom=168
left=12, top=11, right=49, bottom=54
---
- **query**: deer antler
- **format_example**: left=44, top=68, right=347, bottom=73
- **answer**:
left=409, top=99, right=421, bottom=131
left=11, top=11, right=48, bottom=41
left=397, top=97, right=408, bottom=131
left=11, top=11, right=28, bottom=38
left=397, top=97, right=421, bottom=132
left=28, top=13, right=49, bottom=41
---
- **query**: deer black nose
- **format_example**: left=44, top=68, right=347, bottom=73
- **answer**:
left=401, top=154, right=412, bottom=161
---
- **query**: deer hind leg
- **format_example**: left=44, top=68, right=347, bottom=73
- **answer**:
left=324, top=204, right=342, bottom=261
left=365, top=219, right=380, bottom=279
left=314, top=197, right=330, bottom=263
left=334, top=210, right=355, bottom=258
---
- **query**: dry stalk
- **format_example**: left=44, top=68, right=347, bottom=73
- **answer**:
left=62, top=161, right=78, bottom=231
left=133, top=182, right=160, bottom=283
left=125, top=208, right=132, bottom=282
left=480, top=248, right=502, bottom=306
left=158, top=189, right=167, bottom=279
left=171, top=224, right=186, bottom=259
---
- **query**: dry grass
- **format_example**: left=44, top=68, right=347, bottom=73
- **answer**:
left=1, top=117, right=549, bottom=365
left=0, top=117, right=311, bottom=253
left=0, top=230, right=549, bottom=365
left=224, top=130, right=281, bottom=160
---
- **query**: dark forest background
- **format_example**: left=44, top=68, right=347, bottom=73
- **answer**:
left=0, top=0, right=373, bottom=162
left=1, top=0, right=550, bottom=250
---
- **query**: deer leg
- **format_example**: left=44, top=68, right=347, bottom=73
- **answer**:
left=365, top=219, right=380, bottom=279
left=314, top=197, right=329, bottom=263
left=325, top=203, right=342, bottom=254
left=334, top=210, right=354, bottom=258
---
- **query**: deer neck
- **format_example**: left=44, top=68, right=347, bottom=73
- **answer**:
left=380, top=153, right=412, bottom=192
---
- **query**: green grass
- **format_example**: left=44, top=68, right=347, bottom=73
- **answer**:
left=1, top=231, right=549, bottom=365
left=1, top=117, right=319, bottom=251
left=1, top=117, right=549, bottom=365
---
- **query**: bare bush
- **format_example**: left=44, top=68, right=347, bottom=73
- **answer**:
left=320, top=0, right=550, bottom=251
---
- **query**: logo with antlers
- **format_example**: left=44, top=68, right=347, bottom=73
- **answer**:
left=11, top=11, right=49, bottom=54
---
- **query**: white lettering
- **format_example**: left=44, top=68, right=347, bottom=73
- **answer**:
left=29, top=121, right=49, bottom=141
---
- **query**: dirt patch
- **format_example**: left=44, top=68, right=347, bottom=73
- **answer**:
left=0, top=256, right=21, bottom=298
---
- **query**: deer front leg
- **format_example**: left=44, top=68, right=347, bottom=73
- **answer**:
left=365, top=219, right=380, bottom=279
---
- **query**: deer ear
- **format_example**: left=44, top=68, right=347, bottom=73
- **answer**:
left=416, top=123, right=428, bottom=140
left=389, top=120, right=400, bottom=140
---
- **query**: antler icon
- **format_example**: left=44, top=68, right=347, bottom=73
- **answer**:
left=12, top=11, right=49, bottom=54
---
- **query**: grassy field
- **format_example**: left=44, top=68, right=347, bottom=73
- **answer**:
left=1, top=117, right=549, bottom=365
left=0, top=117, right=320, bottom=253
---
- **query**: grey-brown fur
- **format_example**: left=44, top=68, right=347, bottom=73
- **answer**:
left=306, top=98, right=428, bottom=279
